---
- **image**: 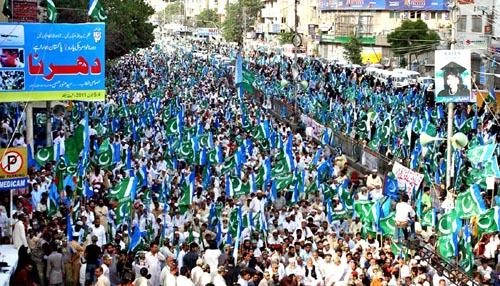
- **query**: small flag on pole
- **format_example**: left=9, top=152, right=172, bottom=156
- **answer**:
left=88, top=0, right=107, bottom=21
left=46, top=0, right=57, bottom=22
left=2, top=0, right=11, bottom=18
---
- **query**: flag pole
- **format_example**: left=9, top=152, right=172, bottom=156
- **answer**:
left=445, top=0, right=458, bottom=190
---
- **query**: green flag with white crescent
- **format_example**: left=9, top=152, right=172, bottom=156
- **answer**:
left=454, top=185, right=486, bottom=219
left=165, top=117, right=179, bottom=135
left=220, top=155, right=236, bottom=174
left=437, top=233, right=458, bottom=262
left=437, top=210, right=461, bottom=236
left=274, top=174, right=293, bottom=192
left=88, top=0, right=107, bottom=22
left=178, top=179, right=194, bottom=214
left=227, top=176, right=250, bottom=198
left=476, top=206, right=500, bottom=235
left=95, top=138, right=113, bottom=168
left=46, top=0, right=57, bottom=23
left=35, top=146, right=54, bottom=166
left=111, top=177, right=137, bottom=224
left=178, top=140, right=196, bottom=164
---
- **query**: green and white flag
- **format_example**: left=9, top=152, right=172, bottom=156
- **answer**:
left=178, top=140, right=196, bottom=164
left=46, top=0, right=57, bottom=22
left=379, top=212, right=396, bottom=236
left=421, top=208, right=437, bottom=227
left=165, top=117, right=180, bottom=135
left=354, top=200, right=379, bottom=223
left=476, top=206, right=500, bottom=235
left=35, top=146, right=55, bottom=166
left=466, top=143, right=497, bottom=165
left=95, top=138, right=113, bottom=168
left=437, top=210, right=461, bottom=236
left=2, top=0, right=11, bottom=18
left=226, top=176, right=250, bottom=198
left=110, top=177, right=138, bottom=224
left=63, top=123, right=86, bottom=164
left=178, top=179, right=194, bottom=214
left=459, top=226, right=473, bottom=274
left=437, top=233, right=458, bottom=262
left=454, top=184, right=486, bottom=219
left=220, top=155, right=236, bottom=174
left=274, top=174, right=293, bottom=192
left=87, top=0, right=107, bottom=21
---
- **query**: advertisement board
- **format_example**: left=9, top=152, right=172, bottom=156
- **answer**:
left=434, top=49, right=472, bottom=103
left=456, top=32, right=489, bottom=50
left=0, top=147, right=28, bottom=191
left=320, top=0, right=448, bottom=10
left=0, top=23, right=106, bottom=102
left=12, top=0, right=38, bottom=22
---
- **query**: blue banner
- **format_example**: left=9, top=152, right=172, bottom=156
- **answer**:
left=320, top=0, right=448, bottom=10
left=0, top=23, right=106, bottom=102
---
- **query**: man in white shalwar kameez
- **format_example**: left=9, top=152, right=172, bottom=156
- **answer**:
left=145, top=242, right=165, bottom=286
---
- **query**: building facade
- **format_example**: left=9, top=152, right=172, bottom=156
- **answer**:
left=455, top=0, right=499, bottom=89
left=316, top=0, right=451, bottom=67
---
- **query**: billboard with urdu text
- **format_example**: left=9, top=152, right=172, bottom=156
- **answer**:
left=319, top=0, right=448, bottom=10
left=0, top=23, right=105, bottom=102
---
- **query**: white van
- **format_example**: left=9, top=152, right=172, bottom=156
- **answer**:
left=392, top=73, right=409, bottom=88
left=393, top=69, right=420, bottom=85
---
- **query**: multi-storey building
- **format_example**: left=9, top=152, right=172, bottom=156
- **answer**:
left=454, top=0, right=499, bottom=88
left=316, top=0, right=451, bottom=66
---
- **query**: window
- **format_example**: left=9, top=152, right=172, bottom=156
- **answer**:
left=471, top=15, right=482, bottom=32
left=457, top=15, right=467, bottom=32
left=430, top=12, right=436, bottom=19
left=410, top=11, right=415, bottom=18
left=390, top=11, right=395, bottom=18
left=281, top=17, right=286, bottom=23
left=416, top=11, right=421, bottom=18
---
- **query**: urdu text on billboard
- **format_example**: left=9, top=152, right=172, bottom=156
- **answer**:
left=0, top=23, right=106, bottom=102
left=319, top=0, right=448, bottom=10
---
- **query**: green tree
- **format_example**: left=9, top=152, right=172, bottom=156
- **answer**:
left=54, top=0, right=155, bottom=60
left=387, top=19, right=440, bottom=56
left=158, top=1, right=185, bottom=26
left=343, top=35, right=363, bottom=65
left=222, top=0, right=263, bottom=44
left=279, top=31, right=294, bottom=45
left=196, top=9, right=220, bottom=27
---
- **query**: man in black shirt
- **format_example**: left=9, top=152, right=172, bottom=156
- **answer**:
left=84, top=235, right=102, bottom=284
left=182, top=242, right=199, bottom=271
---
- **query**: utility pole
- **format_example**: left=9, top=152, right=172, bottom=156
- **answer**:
left=292, top=0, right=299, bottom=119
left=46, top=101, right=52, bottom=146
left=485, top=0, right=495, bottom=96
left=26, top=103, right=33, bottom=152
left=445, top=0, right=458, bottom=189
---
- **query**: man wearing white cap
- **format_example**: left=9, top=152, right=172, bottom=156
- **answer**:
left=213, top=266, right=227, bottom=286
left=190, top=258, right=204, bottom=285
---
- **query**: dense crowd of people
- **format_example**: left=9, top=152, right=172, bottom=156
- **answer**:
left=0, top=37, right=498, bottom=286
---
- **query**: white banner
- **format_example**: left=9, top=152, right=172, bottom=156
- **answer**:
left=392, top=162, right=424, bottom=198
left=301, top=115, right=326, bottom=139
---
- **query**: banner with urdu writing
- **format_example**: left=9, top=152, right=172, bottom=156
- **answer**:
left=0, top=23, right=105, bottom=102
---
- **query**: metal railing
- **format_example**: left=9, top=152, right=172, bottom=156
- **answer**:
left=265, top=93, right=395, bottom=175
